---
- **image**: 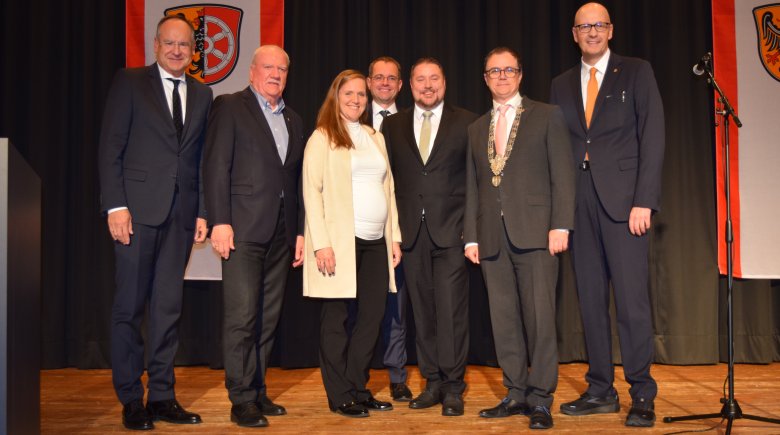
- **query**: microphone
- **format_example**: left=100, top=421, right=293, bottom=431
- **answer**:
left=692, top=52, right=712, bottom=76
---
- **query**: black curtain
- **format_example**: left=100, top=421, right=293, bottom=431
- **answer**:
left=1, top=0, right=778, bottom=370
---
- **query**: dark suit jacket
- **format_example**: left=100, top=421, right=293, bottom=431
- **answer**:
left=550, top=53, right=665, bottom=221
left=464, top=97, right=575, bottom=258
left=98, top=63, right=213, bottom=229
left=203, top=87, right=305, bottom=246
left=382, top=104, right=478, bottom=249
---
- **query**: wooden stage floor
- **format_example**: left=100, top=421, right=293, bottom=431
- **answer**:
left=42, top=363, right=780, bottom=433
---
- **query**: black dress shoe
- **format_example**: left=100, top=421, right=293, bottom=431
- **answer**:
left=147, top=399, right=202, bottom=424
left=409, top=389, right=441, bottom=409
left=479, top=398, right=530, bottom=418
left=529, top=406, right=554, bottom=429
left=360, top=396, right=393, bottom=411
left=258, top=395, right=287, bottom=416
left=333, top=401, right=370, bottom=418
left=390, top=383, right=413, bottom=402
left=123, top=399, right=154, bottom=430
left=441, top=393, right=464, bottom=416
left=559, top=392, right=620, bottom=416
left=231, top=402, right=269, bottom=427
left=625, top=398, right=655, bottom=427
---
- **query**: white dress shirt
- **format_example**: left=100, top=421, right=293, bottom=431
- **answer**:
left=158, top=63, right=188, bottom=121
left=371, top=101, right=398, bottom=130
left=491, top=92, right=523, bottom=140
left=580, top=49, right=611, bottom=111
left=413, top=101, right=444, bottom=154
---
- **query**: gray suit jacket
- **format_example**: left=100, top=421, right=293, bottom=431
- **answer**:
left=464, top=97, right=575, bottom=258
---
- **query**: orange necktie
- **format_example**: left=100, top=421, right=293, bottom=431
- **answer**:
left=585, top=67, right=598, bottom=128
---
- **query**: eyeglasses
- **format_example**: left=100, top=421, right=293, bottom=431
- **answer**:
left=573, top=22, right=612, bottom=33
left=370, top=75, right=399, bottom=83
left=484, top=67, right=521, bottom=79
left=160, top=40, right=192, bottom=49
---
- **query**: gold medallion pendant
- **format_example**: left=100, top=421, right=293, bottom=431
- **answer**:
left=487, top=105, right=523, bottom=188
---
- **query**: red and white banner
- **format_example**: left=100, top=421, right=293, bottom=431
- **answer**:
left=126, top=0, right=284, bottom=95
left=713, top=0, right=780, bottom=278
left=126, top=0, right=284, bottom=279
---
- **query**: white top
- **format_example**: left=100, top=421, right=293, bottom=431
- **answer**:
left=371, top=101, right=398, bottom=130
left=580, top=49, right=611, bottom=111
left=413, top=101, right=444, bottom=153
left=348, top=122, right=388, bottom=240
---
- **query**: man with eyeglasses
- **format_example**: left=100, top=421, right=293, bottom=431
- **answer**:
left=98, top=15, right=212, bottom=430
left=203, top=45, right=306, bottom=428
left=550, top=2, right=665, bottom=428
left=362, top=56, right=415, bottom=403
left=367, top=57, right=403, bottom=130
left=464, top=47, right=574, bottom=430
left=382, top=58, right=477, bottom=417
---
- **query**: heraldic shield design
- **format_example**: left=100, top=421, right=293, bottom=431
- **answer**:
left=754, top=3, right=780, bottom=82
left=165, top=4, right=243, bottom=85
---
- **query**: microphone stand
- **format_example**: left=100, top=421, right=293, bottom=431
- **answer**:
left=662, top=64, right=779, bottom=434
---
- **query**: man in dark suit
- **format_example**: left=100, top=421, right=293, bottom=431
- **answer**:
left=365, top=56, right=413, bottom=402
left=98, top=15, right=212, bottom=431
left=464, top=47, right=575, bottom=430
left=550, top=2, right=665, bottom=428
left=382, top=57, right=477, bottom=417
left=203, top=45, right=305, bottom=429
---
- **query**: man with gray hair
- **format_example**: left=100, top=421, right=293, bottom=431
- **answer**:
left=204, top=45, right=306, bottom=428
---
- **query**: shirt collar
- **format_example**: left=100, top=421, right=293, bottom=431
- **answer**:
left=492, top=93, right=523, bottom=111
left=157, top=63, right=185, bottom=82
left=251, top=86, right=285, bottom=114
left=414, top=101, right=444, bottom=119
left=580, top=48, right=611, bottom=76
left=372, top=100, right=397, bottom=116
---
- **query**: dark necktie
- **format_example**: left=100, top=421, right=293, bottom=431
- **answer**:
left=378, top=110, right=390, bottom=130
left=168, top=78, right=183, bottom=142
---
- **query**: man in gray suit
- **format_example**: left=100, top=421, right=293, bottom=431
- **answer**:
left=464, top=47, right=575, bottom=430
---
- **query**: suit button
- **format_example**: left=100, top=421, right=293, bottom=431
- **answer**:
left=586, top=139, right=591, bottom=144
left=421, top=171, right=428, bottom=176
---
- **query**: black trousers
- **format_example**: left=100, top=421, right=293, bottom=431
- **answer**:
left=319, top=237, right=388, bottom=408
left=381, top=265, right=408, bottom=383
left=111, top=191, right=194, bottom=405
left=402, top=221, right=469, bottom=395
left=572, top=170, right=657, bottom=401
left=480, top=222, right=559, bottom=408
left=222, top=204, right=291, bottom=405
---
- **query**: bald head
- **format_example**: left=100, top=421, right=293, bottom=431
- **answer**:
left=252, top=45, right=290, bottom=67
left=572, top=2, right=613, bottom=65
left=574, top=2, right=611, bottom=25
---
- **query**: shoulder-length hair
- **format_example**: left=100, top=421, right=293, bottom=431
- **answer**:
left=315, top=69, right=372, bottom=149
